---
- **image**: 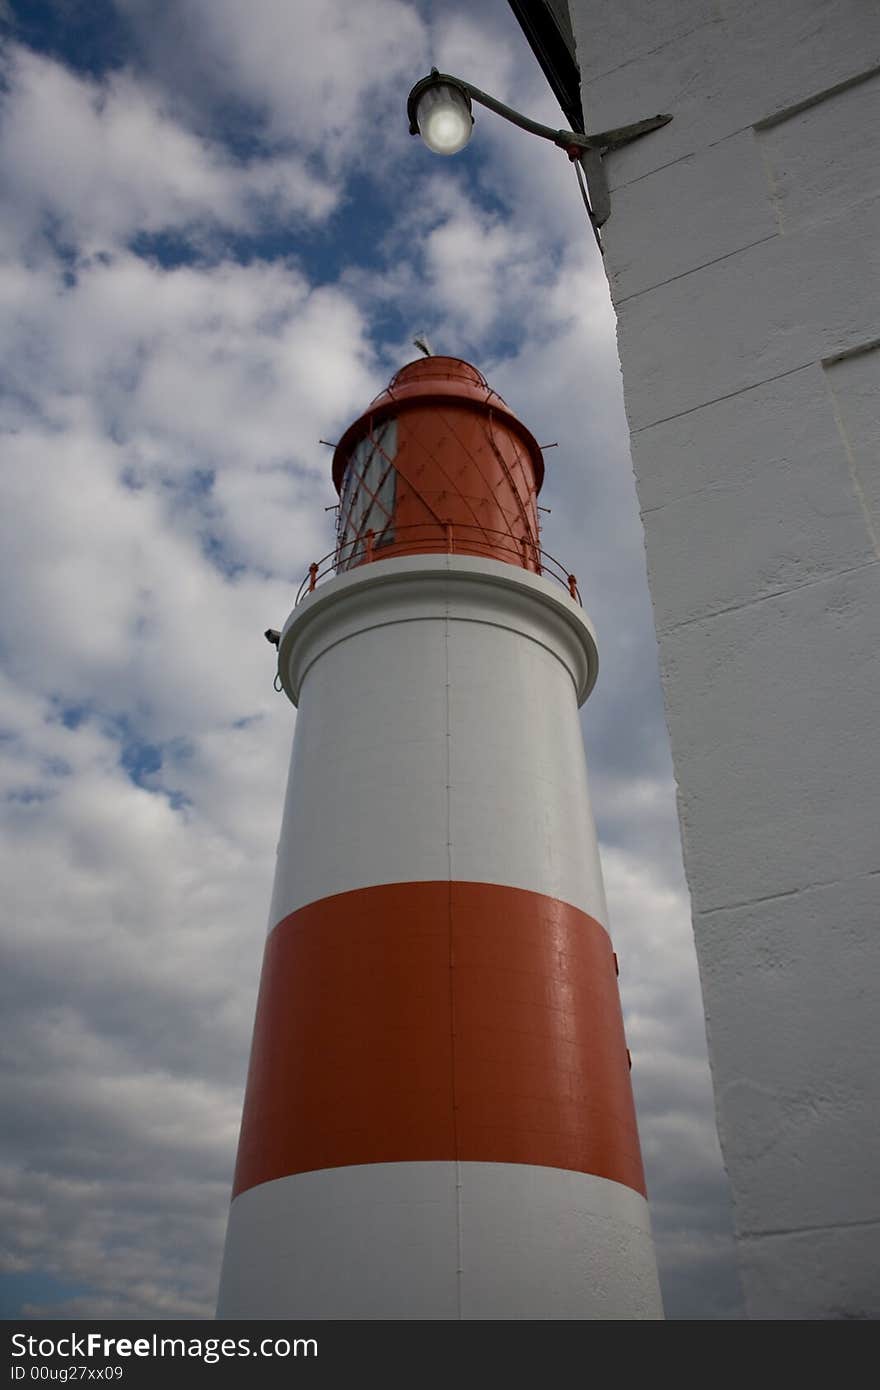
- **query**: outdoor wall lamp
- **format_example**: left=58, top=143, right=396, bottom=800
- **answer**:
left=407, top=68, right=671, bottom=237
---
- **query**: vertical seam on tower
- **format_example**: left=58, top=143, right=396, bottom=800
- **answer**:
left=824, top=364, right=880, bottom=561
left=443, top=581, right=463, bottom=1319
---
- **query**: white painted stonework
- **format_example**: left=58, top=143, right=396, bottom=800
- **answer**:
left=569, top=0, right=880, bottom=1318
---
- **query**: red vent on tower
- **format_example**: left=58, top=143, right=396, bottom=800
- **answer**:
left=330, top=357, right=545, bottom=573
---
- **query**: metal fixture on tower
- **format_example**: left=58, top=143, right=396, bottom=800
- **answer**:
left=216, top=356, right=663, bottom=1319
left=406, top=66, right=671, bottom=233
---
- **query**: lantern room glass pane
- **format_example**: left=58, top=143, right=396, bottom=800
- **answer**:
left=338, top=418, right=397, bottom=569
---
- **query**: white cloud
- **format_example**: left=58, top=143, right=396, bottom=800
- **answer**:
left=0, top=44, right=336, bottom=260
left=117, top=0, right=429, bottom=175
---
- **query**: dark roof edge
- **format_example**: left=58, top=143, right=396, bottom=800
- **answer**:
left=506, top=0, right=584, bottom=134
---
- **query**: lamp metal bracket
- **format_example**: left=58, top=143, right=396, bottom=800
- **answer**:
left=559, top=115, right=672, bottom=227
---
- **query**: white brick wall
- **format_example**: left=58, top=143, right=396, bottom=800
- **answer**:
left=569, top=0, right=880, bottom=1317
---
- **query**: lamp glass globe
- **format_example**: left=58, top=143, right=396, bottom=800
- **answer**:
left=416, top=83, right=473, bottom=155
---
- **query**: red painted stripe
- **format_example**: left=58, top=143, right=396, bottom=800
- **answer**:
left=233, top=881, right=646, bottom=1198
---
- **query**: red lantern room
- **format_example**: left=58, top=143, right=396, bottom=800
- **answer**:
left=330, top=356, right=545, bottom=573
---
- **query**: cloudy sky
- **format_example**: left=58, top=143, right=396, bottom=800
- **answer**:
left=0, top=0, right=743, bottom=1320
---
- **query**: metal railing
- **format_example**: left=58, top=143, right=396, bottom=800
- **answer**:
left=294, top=522, right=582, bottom=605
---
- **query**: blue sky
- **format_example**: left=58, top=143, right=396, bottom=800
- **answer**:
left=0, top=0, right=742, bottom=1318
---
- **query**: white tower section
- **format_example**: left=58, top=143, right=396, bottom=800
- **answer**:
left=566, top=0, right=880, bottom=1318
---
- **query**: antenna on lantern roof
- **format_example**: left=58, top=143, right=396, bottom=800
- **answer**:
left=413, top=332, right=433, bottom=357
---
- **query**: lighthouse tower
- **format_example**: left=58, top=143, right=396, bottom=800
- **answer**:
left=217, top=356, right=663, bottom=1319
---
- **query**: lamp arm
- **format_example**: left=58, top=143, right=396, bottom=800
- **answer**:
left=427, top=72, right=673, bottom=158
left=454, top=76, right=672, bottom=229
left=450, top=76, right=587, bottom=152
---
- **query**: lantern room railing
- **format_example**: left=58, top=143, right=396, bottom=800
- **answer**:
left=295, top=522, right=582, bottom=606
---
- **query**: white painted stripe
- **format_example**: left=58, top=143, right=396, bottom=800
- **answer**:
left=216, top=1161, right=664, bottom=1320
left=269, top=556, right=608, bottom=928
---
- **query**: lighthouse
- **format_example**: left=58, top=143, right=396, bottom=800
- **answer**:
left=216, top=356, right=663, bottom=1319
